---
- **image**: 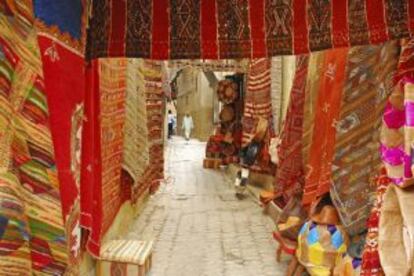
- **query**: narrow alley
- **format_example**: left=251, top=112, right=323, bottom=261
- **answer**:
left=124, top=137, right=287, bottom=276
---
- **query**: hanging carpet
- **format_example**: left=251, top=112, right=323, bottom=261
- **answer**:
left=242, top=58, right=275, bottom=174
left=0, top=13, right=68, bottom=274
left=80, top=59, right=131, bottom=257
left=86, top=0, right=413, bottom=60
left=275, top=55, right=309, bottom=202
left=37, top=34, right=85, bottom=274
left=302, top=48, right=349, bottom=206
left=330, top=41, right=399, bottom=236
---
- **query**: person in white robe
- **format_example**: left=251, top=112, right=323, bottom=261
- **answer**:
left=182, top=113, right=194, bottom=141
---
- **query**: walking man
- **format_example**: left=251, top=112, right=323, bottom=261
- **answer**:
left=182, top=112, right=194, bottom=141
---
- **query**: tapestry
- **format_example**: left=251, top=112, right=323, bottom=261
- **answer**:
left=302, top=48, right=349, bottom=206
left=0, top=0, right=34, bottom=30
left=275, top=55, right=308, bottom=202
left=126, top=0, right=152, bottom=57
left=167, top=59, right=249, bottom=73
left=37, top=34, right=85, bottom=274
left=86, top=0, right=414, bottom=60
left=0, top=14, right=68, bottom=274
left=360, top=168, right=391, bottom=276
left=242, top=59, right=274, bottom=174
left=394, top=38, right=414, bottom=84
left=122, top=59, right=149, bottom=198
left=140, top=60, right=165, bottom=196
left=265, top=0, right=293, bottom=55
left=270, top=57, right=282, bottom=133
left=348, top=0, right=370, bottom=46
left=170, top=0, right=200, bottom=59
left=301, top=52, right=325, bottom=168
left=330, top=42, right=399, bottom=236
left=33, top=0, right=83, bottom=39
left=81, top=59, right=130, bottom=257
left=216, top=0, right=251, bottom=59
left=308, top=0, right=333, bottom=51
left=33, top=0, right=87, bottom=52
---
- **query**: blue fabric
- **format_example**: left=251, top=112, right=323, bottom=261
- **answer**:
left=33, top=0, right=83, bottom=39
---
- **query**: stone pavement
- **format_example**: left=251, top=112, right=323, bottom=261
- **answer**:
left=125, top=137, right=288, bottom=276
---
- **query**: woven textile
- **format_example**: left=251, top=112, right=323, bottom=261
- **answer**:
left=395, top=39, right=414, bottom=84
left=122, top=59, right=149, bottom=188
left=275, top=56, right=309, bottom=201
left=380, top=39, right=414, bottom=187
left=242, top=59, right=274, bottom=174
left=37, top=34, right=85, bottom=273
left=0, top=15, right=68, bottom=274
left=270, top=57, right=282, bottom=133
left=303, top=48, right=349, bottom=206
left=302, top=52, right=325, bottom=168
left=86, top=0, right=413, bottom=60
left=100, top=240, right=153, bottom=265
left=168, top=59, right=249, bottom=73
left=0, top=0, right=34, bottom=30
left=99, top=59, right=129, bottom=237
left=140, top=60, right=165, bottom=196
left=330, top=42, right=399, bottom=236
left=81, top=59, right=130, bottom=257
left=33, top=0, right=86, bottom=51
left=360, top=168, right=391, bottom=276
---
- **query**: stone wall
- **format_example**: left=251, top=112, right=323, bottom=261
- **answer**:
left=176, top=68, right=216, bottom=141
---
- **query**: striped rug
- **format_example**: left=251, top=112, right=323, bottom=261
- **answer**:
left=331, top=42, right=399, bottom=235
left=0, top=14, right=68, bottom=274
left=242, top=58, right=274, bottom=174
left=275, top=55, right=309, bottom=201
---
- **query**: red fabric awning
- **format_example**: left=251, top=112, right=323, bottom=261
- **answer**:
left=86, top=0, right=414, bottom=60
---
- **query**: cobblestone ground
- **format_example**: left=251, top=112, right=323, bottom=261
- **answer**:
left=125, top=137, right=288, bottom=276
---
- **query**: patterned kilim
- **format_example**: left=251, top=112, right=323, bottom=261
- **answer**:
left=275, top=56, right=308, bottom=201
left=302, top=48, right=349, bottom=206
left=0, top=14, right=68, bottom=274
left=302, top=52, right=325, bottom=168
left=37, top=34, right=85, bottom=274
left=141, top=60, right=165, bottom=195
left=242, top=58, right=274, bottom=174
left=170, top=0, right=201, bottom=59
left=395, top=39, right=414, bottom=84
left=270, top=57, right=282, bottom=133
left=86, top=0, right=413, bottom=59
left=168, top=59, right=249, bottom=73
left=122, top=59, right=149, bottom=190
left=360, top=168, right=391, bottom=276
left=33, top=0, right=86, bottom=52
left=81, top=59, right=130, bottom=257
left=330, top=42, right=399, bottom=236
left=99, top=59, right=129, bottom=235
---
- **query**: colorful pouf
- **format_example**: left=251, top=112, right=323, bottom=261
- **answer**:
left=296, top=221, right=349, bottom=276
left=333, top=254, right=362, bottom=276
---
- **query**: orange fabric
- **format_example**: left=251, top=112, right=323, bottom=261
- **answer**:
left=302, top=48, right=349, bottom=206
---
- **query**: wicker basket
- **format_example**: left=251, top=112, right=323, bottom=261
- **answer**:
left=378, top=185, right=414, bottom=275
